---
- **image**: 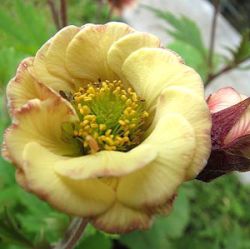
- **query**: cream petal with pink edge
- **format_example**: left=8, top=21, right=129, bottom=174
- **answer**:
left=7, top=57, right=61, bottom=113
left=4, top=97, right=79, bottom=167
left=32, top=41, right=75, bottom=92
left=122, top=48, right=203, bottom=110
left=92, top=202, right=152, bottom=234
left=224, top=105, right=250, bottom=144
left=45, top=25, right=80, bottom=84
left=22, top=142, right=115, bottom=217
left=153, top=86, right=211, bottom=179
left=117, top=113, right=195, bottom=210
left=65, top=22, right=134, bottom=81
left=54, top=144, right=157, bottom=179
left=107, top=32, right=160, bottom=79
left=207, top=87, right=247, bottom=113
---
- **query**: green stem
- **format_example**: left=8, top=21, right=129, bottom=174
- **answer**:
left=107, top=5, right=114, bottom=21
left=204, top=57, right=250, bottom=85
left=52, top=218, right=89, bottom=249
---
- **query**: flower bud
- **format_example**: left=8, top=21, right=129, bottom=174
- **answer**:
left=197, top=87, right=250, bottom=182
left=108, top=0, right=138, bottom=14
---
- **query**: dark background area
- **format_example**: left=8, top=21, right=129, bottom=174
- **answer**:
left=209, top=0, right=250, bottom=32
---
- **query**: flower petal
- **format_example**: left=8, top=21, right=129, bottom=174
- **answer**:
left=210, top=97, right=250, bottom=149
left=117, top=113, right=195, bottom=210
left=224, top=104, right=250, bottom=144
left=44, top=25, right=80, bottom=85
left=4, top=97, right=79, bottom=167
left=22, top=142, right=115, bottom=217
left=92, top=202, right=152, bottom=234
left=66, top=22, right=134, bottom=81
left=107, top=32, right=160, bottom=79
left=197, top=148, right=250, bottom=182
left=32, top=40, right=74, bottom=92
left=54, top=144, right=157, bottom=179
left=225, top=134, right=250, bottom=158
left=207, top=87, right=247, bottom=113
left=154, top=86, right=211, bottom=179
left=7, top=57, right=59, bottom=113
left=122, top=48, right=203, bottom=109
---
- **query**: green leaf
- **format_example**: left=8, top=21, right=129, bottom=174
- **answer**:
left=179, top=177, right=250, bottom=248
left=14, top=189, right=69, bottom=243
left=0, top=165, right=14, bottom=189
left=14, top=0, right=49, bottom=45
left=225, top=29, right=250, bottom=65
left=0, top=8, right=29, bottom=44
left=0, top=0, right=54, bottom=55
left=156, top=189, right=190, bottom=239
left=120, top=228, right=171, bottom=249
left=119, top=175, right=250, bottom=248
left=68, top=0, right=112, bottom=25
left=0, top=208, right=33, bottom=248
left=76, top=232, right=112, bottom=249
left=233, top=30, right=250, bottom=63
left=0, top=93, right=14, bottom=187
left=0, top=186, right=20, bottom=209
left=168, top=40, right=208, bottom=79
left=0, top=48, right=24, bottom=86
left=145, top=5, right=207, bottom=57
left=120, top=189, right=189, bottom=249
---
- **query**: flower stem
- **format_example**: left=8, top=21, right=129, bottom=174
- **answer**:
left=204, top=57, right=249, bottom=85
left=96, top=0, right=104, bottom=22
left=60, top=0, right=68, bottom=27
left=53, top=218, right=89, bottom=249
left=107, top=5, right=114, bottom=21
left=207, top=0, right=220, bottom=77
left=47, top=0, right=61, bottom=30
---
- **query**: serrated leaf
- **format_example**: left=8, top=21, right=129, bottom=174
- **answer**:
left=14, top=188, right=69, bottom=243
left=168, top=40, right=208, bottom=79
left=0, top=8, right=29, bottom=44
left=233, top=30, right=250, bottom=62
left=0, top=0, right=54, bottom=55
left=14, top=0, right=49, bottom=45
left=145, top=5, right=207, bottom=57
left=225, top=30, right=250, bottom=65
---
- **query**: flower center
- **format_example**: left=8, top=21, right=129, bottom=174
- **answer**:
left=71, top=80, right=149, bottom=154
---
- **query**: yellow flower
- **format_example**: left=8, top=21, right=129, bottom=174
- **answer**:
left=2, top=22, right=211, bottom=233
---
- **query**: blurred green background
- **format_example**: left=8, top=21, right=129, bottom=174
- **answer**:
left=0, top=0, right=250, bottom=248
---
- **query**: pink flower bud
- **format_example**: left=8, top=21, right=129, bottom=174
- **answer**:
left=197, top=87, right=250, bottom=182
left=108, top=0, right=138, bottom=14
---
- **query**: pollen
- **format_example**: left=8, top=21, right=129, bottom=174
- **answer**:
left=71, top=80, right=149, bottom=154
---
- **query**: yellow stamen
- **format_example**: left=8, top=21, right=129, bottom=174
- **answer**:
left=99, top=124, right=107, bottom=131
left=72, top=80, right=149, bottom=154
